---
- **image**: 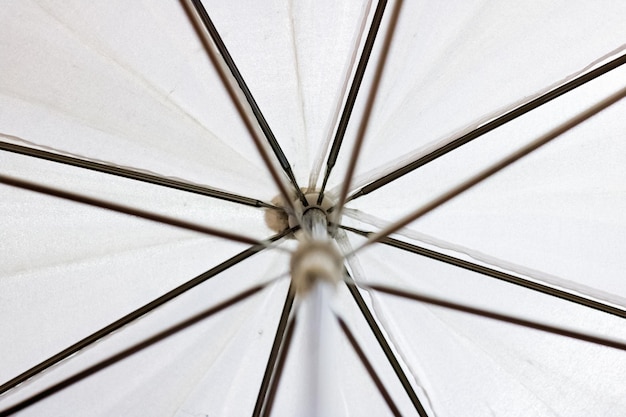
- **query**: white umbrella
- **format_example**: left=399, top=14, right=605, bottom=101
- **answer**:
left=2, top=1, right=626, bottom=416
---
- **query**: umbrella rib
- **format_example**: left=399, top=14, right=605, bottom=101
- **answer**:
left=0, top=173, right=262, bottom=246
left=344, top=274, right=429, bottom=417
left=252, top=283, right=295, bottom=417
left=370, top=284, right=626, bottom=352
left=316, top=0, right=388, bottom=204
left=336, top=315, right=402, bottom=417
left=183, top=0, right=307, bottom=209
left=260, top=314, right=298, bottom=417
left=354, top=85, right=626, bottom=252
left=0, top=284, right=268, bottom=417
left=0, top=228, right=292, bottom=395
left=341, top=225, right=626, bottom=320
left=333, top=0, right=404, bottom=228
left=0, top=141, right=275, bottom=209
left=348, top=51, right=626, bottom=202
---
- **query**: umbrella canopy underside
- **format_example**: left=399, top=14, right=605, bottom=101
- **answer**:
left=1, top=1, right=626, bottom=416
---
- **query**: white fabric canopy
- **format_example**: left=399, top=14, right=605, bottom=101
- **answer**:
left=2, top=1, right=626, bottom=416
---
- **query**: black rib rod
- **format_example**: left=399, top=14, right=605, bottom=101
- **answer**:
left=345, top=276, right=428, bottom=416
left=261, top=315, right=297, bottom=417
left=333, top=0, right=404, bottom=226
left=336, top=316, right=402, bottom=417
left=371, top=285, right=626, bottom=352
left=0, top=229, right=291, bottom=395
left=356, top=85, right=626, bottom=252
left=316, top=0, right=388, bottom=204
left=0, top=174, right=260, bottom=246
left=0, top=140, right=273, bottom=209
left=252, top=283, right=295, bottom=417
left=349, top=51, right=626, bottom=202
left=185, top=0, right=307, bottom=208
left=0, top=284, right=267, bottom=417
left=341, top=225, right=626, bottom=320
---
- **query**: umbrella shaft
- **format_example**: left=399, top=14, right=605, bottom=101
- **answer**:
left=302, top=282, right=339, bottom=417
left=302, top=207, right=329, bottom=241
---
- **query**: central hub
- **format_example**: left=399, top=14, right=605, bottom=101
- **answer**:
left=301, top=206, right=329, bottom=239
left=264, top=190, right=335, bottom=238
left=264, top=190, right=342, bottom=294
left=287, top=191, right=335, bottom=236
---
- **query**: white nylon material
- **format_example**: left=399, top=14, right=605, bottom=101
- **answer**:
left=0, top=0, right=276, bottom=200
left=342, top=208, right=626, bottom=309
left=332, top=1, right=626, bottom=193
left=2, top=0, right=626, bottom=416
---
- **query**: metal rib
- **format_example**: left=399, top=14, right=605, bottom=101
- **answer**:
left=345, top=274, right=429, bottom=416
left=349, top=51, right=626, bottom=202
left=341, top=225, right=626, bottom=320
left=337, top=315, right=402, bottom=417
left=0, top=284, right=267, bottom=417
left=317, top=0, right=388, bottom=204
left=356, top=85, right=626, bottom=251
left=333, top=0, right=404, bottom=228
left=371, top=284, right=626, bottom=351
left=252, top=283, right=295, bottom=417
left=0, top=228, right=292, bottom=395
left=0, top=141, right=274, bottom=208
left=261, top=315, right=298, bottom=417
left=185, top=0, right=307, bottom=208
left=0, top=174, right=261, bottom=246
